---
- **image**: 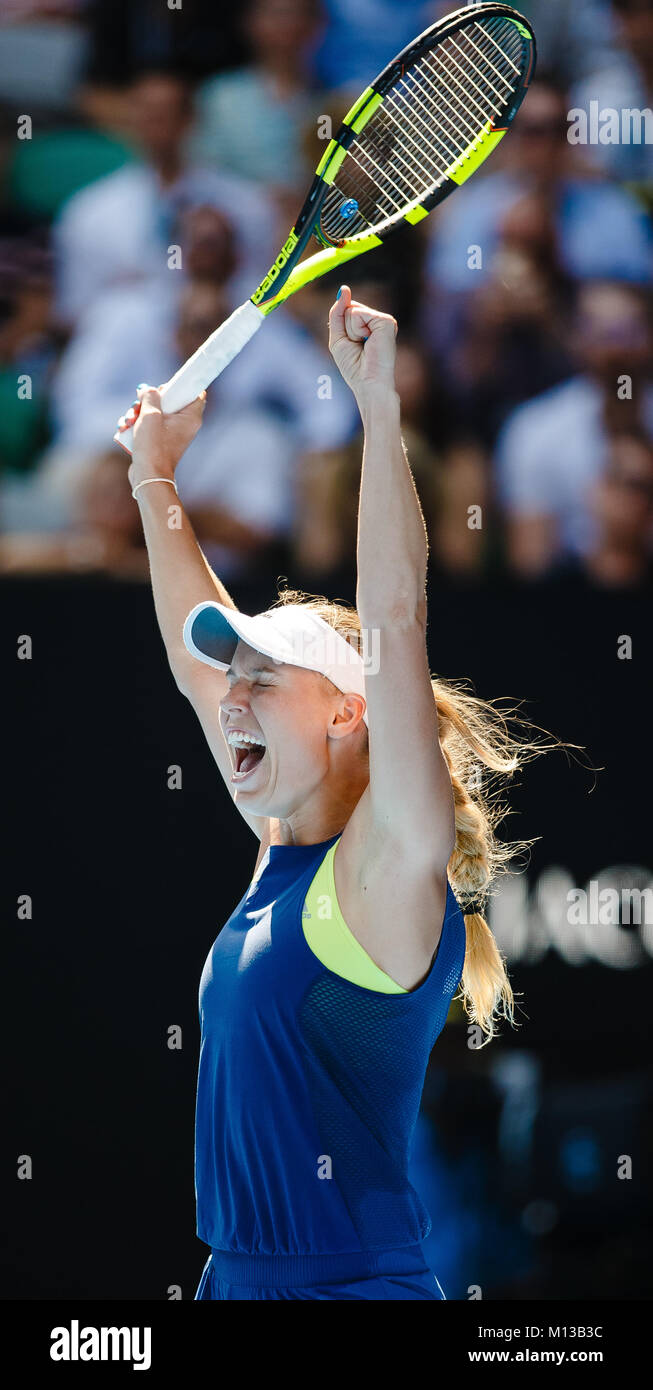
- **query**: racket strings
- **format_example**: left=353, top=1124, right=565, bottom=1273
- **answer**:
left=346, top=136, right=429, bottom=208
left=397, top=47, right=483, bottom=151
left=453, top=35, right=514, bottom=106
left=472, top=19, right=521, bottom=77
left=358, top=98, right=448, bottom=192
left=426, top=21, right=522, bottom=124
left=319, top=15, right=524, bottom=243
left=398, top=68, right=478, bottom=151
left=404, top=64, right=483, bottom=154
left=427, top=46, right=504, bottom=123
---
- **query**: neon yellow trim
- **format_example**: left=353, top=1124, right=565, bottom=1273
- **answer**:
left=511, top=19, right=531, bottom=38
left=446, top=121, right=506, bottom=186
left=404, top=204, right=429, bottom=225
left=350, top=91, right=383, bottom=133
left=319, top=90, right=383, bottom=186
left=343, top=85, right=376, bottom=128
left=258, top=232, right=383, bottom=313
left=321, top=143, right=348, bottom=185
left=315, top=139, right=338, bottom=177
left=302, top=839, right=407, bottom=994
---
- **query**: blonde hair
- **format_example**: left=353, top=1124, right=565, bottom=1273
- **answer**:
left=270, top=584, right=585, bottom=1046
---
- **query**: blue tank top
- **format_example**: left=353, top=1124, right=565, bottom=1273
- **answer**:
left=195, top=831, right=467, bottom=1256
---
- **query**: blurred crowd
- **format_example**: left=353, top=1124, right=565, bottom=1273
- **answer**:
left=0, top=0, right=652, bottom=589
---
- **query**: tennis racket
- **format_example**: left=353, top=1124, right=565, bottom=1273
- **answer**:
left=115, top=1, right=536, bottom=453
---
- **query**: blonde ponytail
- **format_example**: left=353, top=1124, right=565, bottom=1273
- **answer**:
left=270, top=584, right=586, bottom=1045
left=440, top=760, right=512, bottom=1041
left=434, top=678, right=584, bottom=1044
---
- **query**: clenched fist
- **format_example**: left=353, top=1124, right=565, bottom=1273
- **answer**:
left=328, top=285, right=398, bottom=403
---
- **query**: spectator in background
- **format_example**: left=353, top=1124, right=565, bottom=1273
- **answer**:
left=0, top=448, right=149, bottom=577
left=0, top=236, right=55, bottom=478
left=83, top=0, right=246, bottom=85
left=47, top=205, right=239, bottom=454
left=543, top=431, right=653, bottom=590
left=587, top=430, right=653, bottom=586
left=190, top=0, right=326, bottom=196
left=47, top=203, right=357, bottom=462
left=517, top=0, right=622, bottom=85
left=0, top=1, right=89, bottom=113
left=312, top=0, right=433, bottom=92
left=52, top=69, right=279, bottom=328
left=171, top=278, right=298, bottom=581
left=311, top=0, right=617, bottom=96
left=0, top=276, right=297, bottom=581
left=438, top=191, right=576, bottom=448
left=494, top=281, right=653, bottom=578
left=293, top=341, right=439, bottom=584
left=424, top=76, right=653, bottom=321
left=3, top=199, right=358, bottom=576
left=291, top=270, right=490, bottom=587
left=570, top=0, right=653, bottom=183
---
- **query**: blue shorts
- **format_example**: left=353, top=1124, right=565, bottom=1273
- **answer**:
left=195, top=1244, right=445, bottom=1301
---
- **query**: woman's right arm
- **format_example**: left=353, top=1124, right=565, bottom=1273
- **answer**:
left=123, top=385, right=270, bottom=842
left=126, top=385, right=234, bottom=694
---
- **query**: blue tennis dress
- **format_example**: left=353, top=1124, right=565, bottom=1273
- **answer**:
left=194, top=831, right=466, bottom=1300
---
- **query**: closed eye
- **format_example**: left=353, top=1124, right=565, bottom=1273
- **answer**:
left=225, top=665, right=279, bottom=688
left=225, top=678, right=276, bottom=697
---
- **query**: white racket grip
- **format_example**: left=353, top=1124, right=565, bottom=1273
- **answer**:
left=114, top=299, right=265, bottom=455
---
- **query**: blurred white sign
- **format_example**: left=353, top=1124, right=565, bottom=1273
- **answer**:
left=489, top=865, right=653, bottom=968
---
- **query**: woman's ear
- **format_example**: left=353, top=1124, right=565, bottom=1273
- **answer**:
left=328, top=693, right=367, bottom=738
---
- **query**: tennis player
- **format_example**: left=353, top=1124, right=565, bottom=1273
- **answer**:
left=121, top=285, right=548, bottom=1301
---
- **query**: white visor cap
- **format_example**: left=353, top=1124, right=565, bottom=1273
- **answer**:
left=183, top=601, right=368, bottom=727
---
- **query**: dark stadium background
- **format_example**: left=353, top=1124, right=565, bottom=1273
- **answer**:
left=4, top=567, right=651, bottom=1299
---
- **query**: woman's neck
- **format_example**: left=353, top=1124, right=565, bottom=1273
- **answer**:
left=273, top=763, right=369, bottom=847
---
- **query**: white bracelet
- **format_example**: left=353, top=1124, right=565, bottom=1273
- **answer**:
left=132, top=477, right=179, bottom=500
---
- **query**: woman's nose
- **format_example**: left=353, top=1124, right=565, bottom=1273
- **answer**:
left=221, top=679, right=249, bottom=713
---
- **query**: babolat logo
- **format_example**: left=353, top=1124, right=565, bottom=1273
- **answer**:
left=252, top=230, right=299, bottom=303
left=50, top=1320, right=151, bottom=1371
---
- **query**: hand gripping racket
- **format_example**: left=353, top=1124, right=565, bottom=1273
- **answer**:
left=115, top=2, right=535, bottom=453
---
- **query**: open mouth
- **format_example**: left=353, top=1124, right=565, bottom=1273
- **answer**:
left=234, top=744, right=266, bottom=777
left=227, top=731, right=267, bottom=782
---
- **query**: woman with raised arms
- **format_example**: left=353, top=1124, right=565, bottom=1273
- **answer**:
left=119, top=284, right=560, bottom=1301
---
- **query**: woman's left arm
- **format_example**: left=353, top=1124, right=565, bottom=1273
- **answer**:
left=329, top=286, right=455, bottom=873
